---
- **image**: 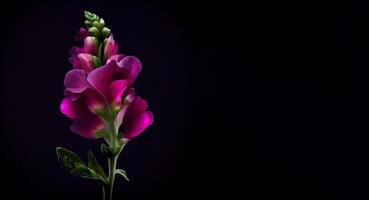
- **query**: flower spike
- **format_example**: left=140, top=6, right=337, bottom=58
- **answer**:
left=57, top=11, right=153, bottom=200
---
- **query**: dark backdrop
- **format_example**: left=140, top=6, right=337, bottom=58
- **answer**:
left=1, top=1, right=368, bottom=199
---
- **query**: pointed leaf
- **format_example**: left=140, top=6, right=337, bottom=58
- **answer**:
left=70, top=163, right=99, bottom=180
left=88, top=150, right=107, bottom=180
left=56, top=147, right=106, bottom=183
left=56, top=147, right=84, bottom=169
left=115, top=169, right=129, bottom=182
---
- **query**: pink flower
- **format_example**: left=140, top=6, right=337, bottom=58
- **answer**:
left=104, top=34, right=118, bottom=60
left=69, top=36, right=99, bottom=70
left=61, top=30, right=153, bottom=139
left=114, top=88, right=154, bottom=141
left=122, top=95, right=154, bottom=140
left=74, top=27, right=90, bottom=42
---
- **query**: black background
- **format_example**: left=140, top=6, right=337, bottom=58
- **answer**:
left=1, top=1, right=369, bottom=199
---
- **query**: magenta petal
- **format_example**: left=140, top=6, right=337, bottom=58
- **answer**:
left=64, top=69, right=89, bottom=93
left=69, top=46, right=84, bottom=69
left=87, top=61, right=116, bottom=98
left=107, top=54, right=125, bottom=64
left=110, top=80, right=129, bottom=105
left=60, top=98, right=106, bottom=138
left=60, top=97, right=85, bottom=119
left=116, top=56, right=142, bottom=84
left=69, top=37, right=98, bottom=67
left=104, top=34, right=119, bottom=59
left=84, top=36, right=98, bottom=55
left=70, top=120, right=105, bottom=139
left=74, top=27, right=90, bottom=42
left=122, top=96, right=153, bottom=139
left=84, top=89, right=106, bottom=113
left=78, top=53, right=95, bottom=72
left=69, top=46, right=83, bottom=56
left=124, top=111, right=153, bottom=140
left=114, top=88, right=135, bottom=131
left=64, top=90, right=81, bottom=101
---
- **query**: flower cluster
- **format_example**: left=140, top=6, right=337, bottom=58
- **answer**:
left=60, top=11, right=153, bottom=145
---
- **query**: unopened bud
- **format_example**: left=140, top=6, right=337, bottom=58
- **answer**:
left=103, top=38, right=108, bottom=46
left=84, top=20, right=92, bottom=27
left=99, top=18, right=105, bottom=27
left=84, top=10, right=92, bottom=16
left=101, top=27, right=111, bottom=38
left=92, top=20, right=104, bottom=30
left=88, top=27, right=100, bottom=38
left=91, top=14, right=99, bottom=20
left=92, top=56, right=101, bottom=67
left=85, top=13, right=94, bottom=21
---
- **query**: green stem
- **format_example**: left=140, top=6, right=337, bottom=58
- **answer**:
left=103, top=103, right=119, bottom=200
left=102, top=185, right=106, bottom=200
left=105, top=155, right=118, bottom=200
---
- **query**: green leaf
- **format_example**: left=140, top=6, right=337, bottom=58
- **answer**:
left=92, top=56, right=101, bottom=68
left=56, top=147, right=84, bottom=169
left=56, top=147, right=107, bottom=183
left=115, top=169, right=129, bottom=182
left=70, top=163, right=101, bottom=180
left=87, top=150, right=107, bottom=181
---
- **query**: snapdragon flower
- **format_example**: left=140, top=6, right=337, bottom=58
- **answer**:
left=56, top=11, right=153, bottom=200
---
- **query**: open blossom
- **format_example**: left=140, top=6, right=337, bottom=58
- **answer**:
left=61, top=23, right=153, bottom=140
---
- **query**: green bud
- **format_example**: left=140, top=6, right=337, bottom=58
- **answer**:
left=92, top=56, right=101, bottom=67
left=85, top=13, right=94, bottom=21
left=103, top=38, right=108, bottom=46
left=92, top=20, right=104, bottom=30
left=84, top=20, right=92, bottom=27
left=92, top=20, right=99, bottom=27
left=99, top=18, right=105, bottom=27
left=91, top=14, right=100, bottom=21
left=84, top=11, right=101, bottom=22
left=84, top=10, right=91, bottom=18
left=88, top=27, right=100, bottom=38
left=101, top=27, right=111, bottom=38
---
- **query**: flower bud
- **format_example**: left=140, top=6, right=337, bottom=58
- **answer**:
left=88, top=27, right=100, bottom=38
left=78, top=53, right=95, bottom=71
left=92, top=20, right=104, bottom=30
left=84, top=13, right=94, bottom=21
left=99, top=18, right=105, bottom=27
left=84, top=36, right=99, bottom=55
left=84, top=10, right=92, bottom=16
left=84, top=20, right=92, bottom=27
left=101, top=27, right=111, bottom=38
left=84, top=11, right=100, bottom=24
left=92, top=55, right=101, bottom=67
left=91, top=14, right=100, bottom=21
left=104, top=34, right=119, bottom=60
